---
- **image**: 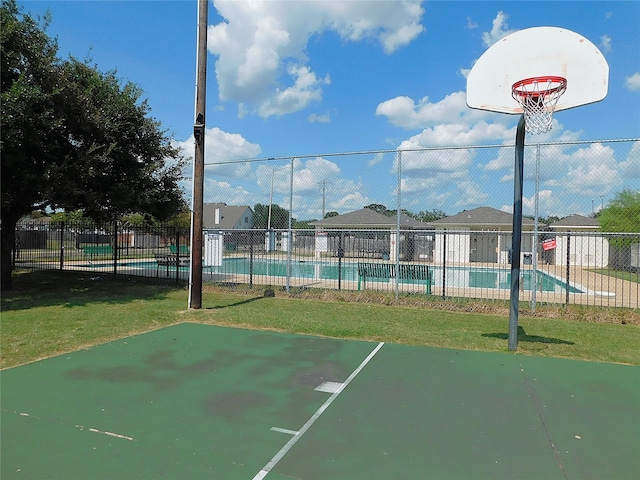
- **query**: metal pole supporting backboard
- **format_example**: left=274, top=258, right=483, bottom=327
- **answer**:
left=508, top=115, right=526, bottom=351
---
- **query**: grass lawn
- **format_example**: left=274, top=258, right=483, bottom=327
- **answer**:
left=588, top=267, right=639, bottom=283
left=2, top=270, right=639, bottom=369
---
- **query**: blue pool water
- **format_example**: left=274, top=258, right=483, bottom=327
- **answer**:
left=209, top=258, right=582, bottom=293
left=90, top=258, right=582, bottom=293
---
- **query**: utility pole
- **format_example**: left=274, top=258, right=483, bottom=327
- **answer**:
left=318, top=180, right=331, bottom=219
left=189, top=0, right=208, bottom=309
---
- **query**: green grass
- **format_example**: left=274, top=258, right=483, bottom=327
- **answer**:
left=588, top=267, right=639, bottom=283
left=2, top=270, right=639, bottom=369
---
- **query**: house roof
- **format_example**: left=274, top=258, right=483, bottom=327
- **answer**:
left=398, top=212, right=434, bottom=229
left=203, top=203, right=252, bottom=229
left=311, top=208, right=432, bottom=229
left=547, top=214, right=600, bottom=230
left=431, top=206, right=535, bottom=227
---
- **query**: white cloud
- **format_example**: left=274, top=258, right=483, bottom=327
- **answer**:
left=376, top=91, right=487, bottom=129
left=625, top=72, right=640, bottom=91
left=330, top=190, right=371, bottom=214
left=560, top=143, right=623, bottom=197
left=208, top=0, right=424, bottom=117
left=203, top=179, right=256, bottom=205
left=308, top=112, right=330, bottom=123
left=396, top=147, right=475, bottom=175
left=257, top=65, right=330, bottom=118
left=599, top=35, right=612, bottom=53
left=482, top=120, right=582, bottom=175
left=254, top=157, right=342, bottom=211
left=176, top=127, right=261, bottom=179
left=482, top=11, right=517, bottom=47
left=400, top=173, right=487, bottom=210
left=618, top=140, right=640, bottom=179
left=368, top=152, right=386, bottom=167
left=522, top=189, right=554, bottom=215
left=376, top=91, right=518, bottom=146
left=377, top=91, right=522, bottom=146
left=293, top=156, right=341, bottom=194
left=409, top=121, right=514, bottom=146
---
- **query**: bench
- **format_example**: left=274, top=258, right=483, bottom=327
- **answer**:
left=82, top=245, right=114, bottom=257
left=153, top=254, right=190, bottom=276
left=357, top=262, right=432, bottom=294
left=358, top=249, right=390, bottom=259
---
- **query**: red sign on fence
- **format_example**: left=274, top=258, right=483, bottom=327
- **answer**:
left=542, top=239, right=557, bottom=251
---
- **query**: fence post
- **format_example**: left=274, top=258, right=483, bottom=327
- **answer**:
left=442, top=230, right=447, bottom=299
left=249, top=231, right=254, bottom=289
left=175, top=228, right=180, bottom=286
left=565, top=233, right=571, bottom=305
left=395, top=149, right=402, bottom=301
left=532, top=144, right=540, bottom=311
left=338, top=232, right=344, bottom=291
left=113, top=221, right=118, bottom=277
left=286, top=157, right=294, bottom=293
left=59, top=221, right=65, bottom=270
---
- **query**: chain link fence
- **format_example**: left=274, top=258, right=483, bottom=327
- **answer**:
left=12, top=139, right=639, bottom=309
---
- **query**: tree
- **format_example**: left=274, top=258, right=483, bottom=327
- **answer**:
left=598, top=189, right=640, bottom=234
left=1, top=1, right=186, bottom=289
left=253, top=203, right=290, bottom=229
left=364, top=204, right=392, bottom=216
left=598, top=189, right=640, bottom=272
left=414, top=208, right=447, bottom=222
left=324, top=211, right=339, bottom=218
left=293, top=219, right=317, bottom=230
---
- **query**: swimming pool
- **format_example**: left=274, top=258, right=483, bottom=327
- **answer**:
left=85, top=258, right=582, bottom=293
left=209, top=258, right=582, bottom=293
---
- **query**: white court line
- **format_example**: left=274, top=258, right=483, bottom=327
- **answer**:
left=314, top=381, right=344, bottom=393
left=8, top=410, right=134, bottom=441
left=252, top=341, right=385, bottom=480
left=270, top=427, right=299, bottom=436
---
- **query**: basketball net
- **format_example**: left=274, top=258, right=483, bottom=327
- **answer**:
left=512, top=76, right=567, bottom=135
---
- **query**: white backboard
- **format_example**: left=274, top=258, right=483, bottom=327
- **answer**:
left=467, top=26, right=609, bottom=114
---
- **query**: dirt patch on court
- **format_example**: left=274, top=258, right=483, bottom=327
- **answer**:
left=202, top=391, right=271, bottom=422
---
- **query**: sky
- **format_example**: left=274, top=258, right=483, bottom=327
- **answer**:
left=19, top=1, right=640, bottom=222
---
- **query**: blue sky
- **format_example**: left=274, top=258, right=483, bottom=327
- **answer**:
left=20, top=1, right=640, bottom=221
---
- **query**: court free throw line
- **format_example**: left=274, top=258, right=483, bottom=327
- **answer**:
left=253, top=341, right=385, bottom=480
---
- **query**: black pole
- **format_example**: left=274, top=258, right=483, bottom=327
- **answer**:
left=508, top=115, right=526, bottom=351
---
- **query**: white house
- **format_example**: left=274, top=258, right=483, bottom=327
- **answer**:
left=430, top=207, right=536, bottom=265
left=203, top=203, right=254, bottom=230
left=547, top=215, right=608, bottom=268
left=310, top=208, right=432, bottom=261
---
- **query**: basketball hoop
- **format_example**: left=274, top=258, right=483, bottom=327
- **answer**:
left=512, top=76, right=567, bottom=134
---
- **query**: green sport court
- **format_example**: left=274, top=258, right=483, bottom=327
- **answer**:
left=1, top=323, right=638, bottom=479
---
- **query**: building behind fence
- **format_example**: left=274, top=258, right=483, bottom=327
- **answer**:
left=11, top=139, right=639, bottom=310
